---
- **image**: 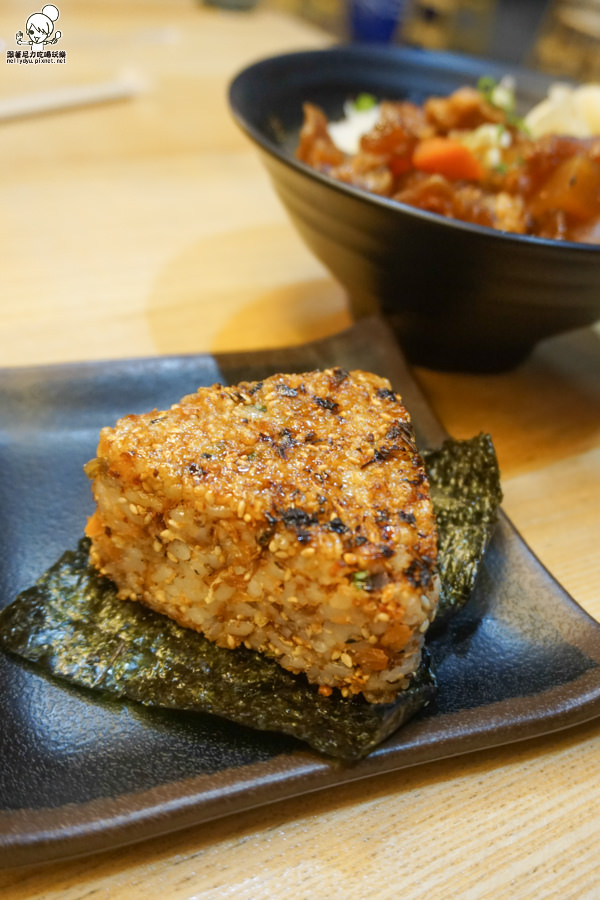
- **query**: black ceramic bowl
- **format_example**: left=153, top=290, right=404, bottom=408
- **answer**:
left=229, top=44, right=600, bottom=371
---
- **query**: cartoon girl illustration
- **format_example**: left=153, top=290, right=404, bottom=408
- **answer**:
left=16, top=5, right=61, bottom=48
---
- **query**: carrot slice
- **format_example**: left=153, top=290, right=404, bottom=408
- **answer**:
left=412, top=137, right=485, bottom=181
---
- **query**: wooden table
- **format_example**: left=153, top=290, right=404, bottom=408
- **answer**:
left=1, top=2, right=599, bottom=896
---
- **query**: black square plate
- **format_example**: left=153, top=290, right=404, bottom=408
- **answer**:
left=1, top=318, right=599, bottom=867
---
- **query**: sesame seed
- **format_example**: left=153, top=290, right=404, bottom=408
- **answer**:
left=341, top=652, right=353, bottom=668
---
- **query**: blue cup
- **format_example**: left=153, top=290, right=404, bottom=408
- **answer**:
left=349, top=0, right=405, bottom=42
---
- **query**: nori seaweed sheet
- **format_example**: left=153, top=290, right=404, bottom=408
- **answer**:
left=0, top=540, right=435, bottom=760
left=423, top=433, right=503, bottom=622
left=0, top=434, right=501, bottom=760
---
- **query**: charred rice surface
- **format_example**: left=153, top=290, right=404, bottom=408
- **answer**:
left=85, top=368, right=439, bottom=703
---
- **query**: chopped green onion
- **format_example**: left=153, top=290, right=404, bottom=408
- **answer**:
left=353, top=93, right=377, bottom=112
left=477, top=75, right=497, bottom=104
left=351, top=570, right=370, bottom=587
left=477, top=75, right=528, bottom=132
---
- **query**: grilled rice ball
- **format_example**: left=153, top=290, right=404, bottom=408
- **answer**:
left=84, top=368, right=439, bottom=703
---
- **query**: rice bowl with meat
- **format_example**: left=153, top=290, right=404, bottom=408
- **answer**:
left=297, top=79, right=600, bottom=244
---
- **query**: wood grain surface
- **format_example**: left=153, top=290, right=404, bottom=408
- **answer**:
left=1, top=2, right=599, bottom=897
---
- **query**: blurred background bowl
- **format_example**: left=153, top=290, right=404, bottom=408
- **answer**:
left=229, top=44, right=600, bottom=372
